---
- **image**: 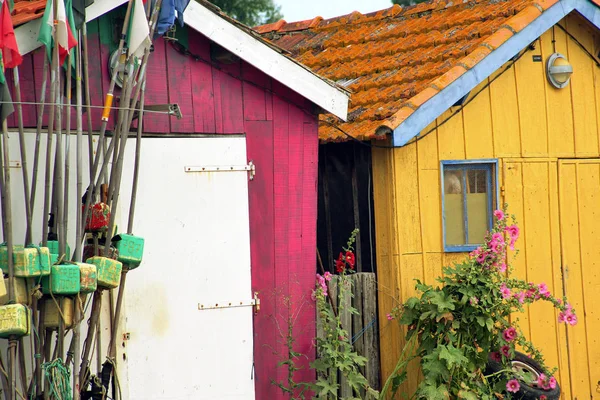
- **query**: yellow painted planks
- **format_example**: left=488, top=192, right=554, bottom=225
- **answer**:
left=489, top=65, right=522, bottom=157
left=463, top=81, right=494, bottom=159
left=558, top=161, right=592, bottom=399
left=569, top=162, right=600, bottom=396
left=514, top=39, right=549, bottom=156
left=502, top=161, right=532, bottom=338
left=394, top=144, right=422, bottom=254
left=437, top=109, right=465, bottom=160
left=520, top=162, right=561, bottom=373
left=566, top=17, right=599, bottom=157
left=540, top=28, right=575, bottom=158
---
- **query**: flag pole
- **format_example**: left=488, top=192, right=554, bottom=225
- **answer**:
left=79, top=0, right=135, bottom=241
left=29, top=55, right=49, bottom=217
left=2, top=117, right=17, bottom=400
left=81, top=22, right=94, bottom=181
left=78, top=0, right=136, bottom=385
left=12, top=67, right=34, bottom=245
left=72, top=28, right=84, bottom=400
left=106, top=0, right=162, bottom=368
left=63, top=52, right=73, bottom=263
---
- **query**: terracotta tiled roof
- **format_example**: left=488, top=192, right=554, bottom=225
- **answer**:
left=12, top=0, right=47, bottom=27
left=256, top=0, right=557, bottom=142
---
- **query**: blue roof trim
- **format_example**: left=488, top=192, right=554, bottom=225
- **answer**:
left=390, top=0, right=598, bottom=147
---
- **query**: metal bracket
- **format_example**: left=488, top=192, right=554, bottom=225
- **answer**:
left=144, top=104, right=183, bottom=119
left=185, top=161, right=256, bottom=180
left=198, top=292, right=260, bottom=314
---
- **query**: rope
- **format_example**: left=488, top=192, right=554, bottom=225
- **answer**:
left=42, top=358, right=71, bottom=400
left=351, top=317, right=377, bottom=345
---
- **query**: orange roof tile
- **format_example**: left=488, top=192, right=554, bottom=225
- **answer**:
left=11, top=0, right=47, bottom=28
left=257, top=0, right=557, bottom=142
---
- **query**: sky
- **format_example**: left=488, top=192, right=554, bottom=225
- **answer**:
left=275, top=0, right=394, bottom=22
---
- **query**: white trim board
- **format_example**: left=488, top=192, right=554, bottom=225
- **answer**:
left=14, top=0, right=349, bottom=120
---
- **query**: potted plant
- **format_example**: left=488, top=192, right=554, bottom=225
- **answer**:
left=384, top=207, right=576, bottom=399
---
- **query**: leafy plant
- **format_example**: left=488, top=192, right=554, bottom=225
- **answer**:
left=385, top=207, right=576, bottom=399
left=311, top=230, right=379, bottom=400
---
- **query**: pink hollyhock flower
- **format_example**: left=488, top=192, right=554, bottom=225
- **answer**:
left=490, top=240, right=504, bottom=254
left=565, top=313, right=578, bottom=326
left=548, top=377, right=557, bottom=389
left=323, top=271, right=332, bottom=281
left=558, top=311, right=566, bottom=324
left=477, top=251, right=488, bottom=264
left=386, top=313, right=394, bottom=321
left=494, top=209, right=505, bottom=221
left=540, top=396, right=548, bottom=400
left=538, top=283, right=550, bottom=297
left=497, top=262, right=507, bottom=273
left=503, top=327, right=518, bottom=342
left=491, top=232, right=504, bottom=244
left=537, top=373, right=548, bottom=389
left=490, top=352, right=502, bottom=362
left=470, top=247, right=482, bottom=259
left=470, top=297, right=479, bottom=305
left=506, top=379, right=520, bottom=393
left=500, top=283, right=512, bottom=299
left=514, top=291, right=525, bottom=304
left=565, top=302, right=572, bottom=311
left=500, top=345, right=510, bottom=357
left=506, top=224, right=520, bottom=250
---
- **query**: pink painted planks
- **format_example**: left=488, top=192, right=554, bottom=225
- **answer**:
left=245, top=119, right=279, bottom=400
left=165, top=42, right=195, bottom=133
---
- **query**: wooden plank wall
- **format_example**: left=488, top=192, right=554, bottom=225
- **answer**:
left=6, top=16, right=321, bottom=400
left=316, top=273, right=380, bottom=396
left=372, top=14, right=600, bottom=399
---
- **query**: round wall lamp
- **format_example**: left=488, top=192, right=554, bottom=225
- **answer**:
left=546, top=53, right=573, bottom=89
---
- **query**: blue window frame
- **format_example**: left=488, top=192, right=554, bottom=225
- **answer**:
left=441, top=160, right=499, bottom=252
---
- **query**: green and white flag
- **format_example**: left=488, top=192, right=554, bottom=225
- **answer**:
left=127, top=0, right=150, bottom=59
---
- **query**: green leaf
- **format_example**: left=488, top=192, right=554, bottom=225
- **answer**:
left=457, top=389, right=478, bottom=400
left=430, top=291, right=456, bottom=312
left=439, top=344, right=469, bottom=368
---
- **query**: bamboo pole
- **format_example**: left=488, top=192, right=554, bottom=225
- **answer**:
left=81, top=23, right=94, bottom=181
left=12, top=67, right=34, bottom=245
left=63, top=53, right=73, bottom=260
left=73, top=27, right=84, bottom=400
left=29, top=56, right=49, bottom=218
left=79, top=0, right=136, bottom=243
left=2, top=119, right=17, bottom=400
left=79, top=290, right=102, bottom=389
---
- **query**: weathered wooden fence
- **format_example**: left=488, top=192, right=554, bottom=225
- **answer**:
left=316, top=272, right=380, bottom=396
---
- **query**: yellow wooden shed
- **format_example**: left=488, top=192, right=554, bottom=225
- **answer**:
left=257, top=0, right=600, bottom=397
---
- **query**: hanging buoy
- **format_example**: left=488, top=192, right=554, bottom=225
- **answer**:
left=43, top=297, right=74, bottom=329
left=112, top=234, right=144, bottom=269
left=86, top=257, right=123, bottom=289
left=78, top=262, right=98, bottom=293
left=45, top=240, right=71, bottom=263
left=41, top=264, right=82, bottom=295
left=0, top=278, right=28, bottom=306
left=83, top=203, right=111, bottom=232
left=82, top=243, right=119, bottom=261
left=0, top=304, right=31, bottom=338
left=0, top=245, right=51, bottom=277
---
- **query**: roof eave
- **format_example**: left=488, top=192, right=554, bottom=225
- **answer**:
left=14, top=0, right=350, bottom=121
left=184, top=1, right=349, bottom=120
left=388, top=0, right=595, bottom=147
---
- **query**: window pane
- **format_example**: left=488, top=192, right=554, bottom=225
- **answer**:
left=466, top=169, right=489, bottom=244
left=444, top=170, right=465, bottom=245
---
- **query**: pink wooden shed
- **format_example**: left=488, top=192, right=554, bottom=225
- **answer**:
left=8, top=0, right=349, bottom=397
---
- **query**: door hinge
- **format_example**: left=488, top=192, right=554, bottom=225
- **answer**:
left=198, top=292, right=260, bottom=314
left=184, top=161, right=256, bottom=180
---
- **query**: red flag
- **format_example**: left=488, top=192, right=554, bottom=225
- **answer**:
left=0, top=0, right=22, bottom=68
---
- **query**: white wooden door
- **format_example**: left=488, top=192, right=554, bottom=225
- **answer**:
left=117, top=136, right=256, bottom=400
left=0, top=133, right=256, bottom=400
